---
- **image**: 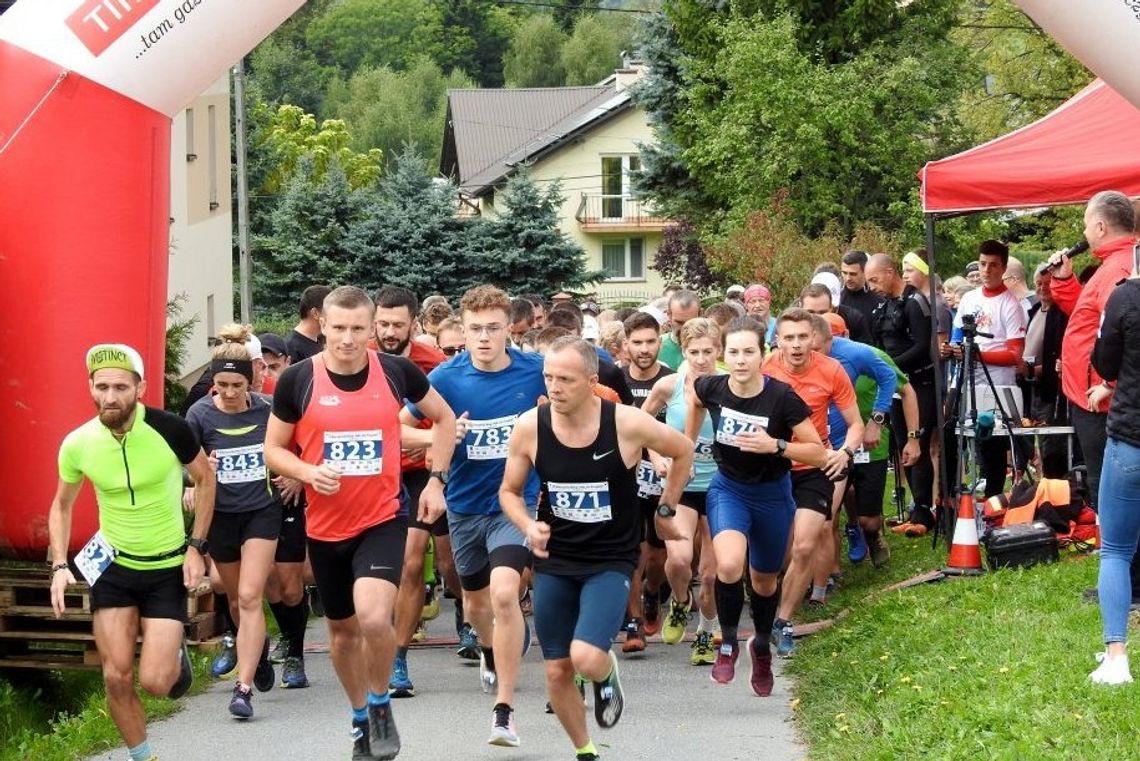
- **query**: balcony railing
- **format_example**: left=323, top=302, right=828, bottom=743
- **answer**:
left=575, top=194, right=670, bottom=229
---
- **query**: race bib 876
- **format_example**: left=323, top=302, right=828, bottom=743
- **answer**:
left=323, top=430, right=382, bottom=476
left=715, top=408, right=769, bottom=448
left=548, top=481, right=612, bottom=523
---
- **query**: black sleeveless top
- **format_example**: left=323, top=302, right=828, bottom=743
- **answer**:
left=534, top=400, right=641, bottom=576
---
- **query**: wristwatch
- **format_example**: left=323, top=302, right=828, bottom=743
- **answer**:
left=842, top=446, right=856, bottom=462
left=429, top=470, right=449, bottom=486
left=907, top=429, right=923, bottom=440
left=187, top=537, right=209, bottom=556
left=656, top=503, right=677, bottom=518
left=870, top=411, right=888, bottom=426
left=775, top=439, right=788, bottom=456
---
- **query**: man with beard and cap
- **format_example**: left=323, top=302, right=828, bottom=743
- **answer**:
left=50, top=344, right=215, bottom=761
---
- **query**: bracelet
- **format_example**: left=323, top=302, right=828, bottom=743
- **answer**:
left=50, top=562, right=69, bottom=573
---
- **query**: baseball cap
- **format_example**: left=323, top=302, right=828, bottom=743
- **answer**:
left=580, top=300, right=601, bottom=316
left=637, top=304, right=668, bottom=326
left=86, top=343, right=145, bottom=379
left=810, top=272, right=842, bottom=305
left=726, top=284, right=745, bottom=297
left=823, top=312, right=848, bottom=337
left=258, top=332, right=288, bottom=357
left=243, top=334, right=263, bottom=362
left=965, top=261, right=980, bottom=275
left=582, top=315, right=600, bottom=341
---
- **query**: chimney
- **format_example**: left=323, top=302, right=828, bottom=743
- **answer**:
left=614, top=51, right=646, bottom=92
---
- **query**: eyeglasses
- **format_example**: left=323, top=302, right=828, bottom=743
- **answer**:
left=441, top=346, right=465, bottom=356
left=467, top=324, right=504, bottom=337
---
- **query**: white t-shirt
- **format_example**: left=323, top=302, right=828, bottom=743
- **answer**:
left=953, top=286, right=1028, bottom=386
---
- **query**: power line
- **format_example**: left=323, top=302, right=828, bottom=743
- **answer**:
left=475, top=0, right=656, bottom=14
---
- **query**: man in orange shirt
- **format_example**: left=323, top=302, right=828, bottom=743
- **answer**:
left=762, top=309, right=863, bottom=658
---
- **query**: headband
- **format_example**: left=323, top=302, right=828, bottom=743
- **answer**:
left=211, top=358, right=254, bottom=382
left=903, top=251, right=930, bottom=276
left=86, top=343, right=145, bottom=378
left=744, top=284, right=771, bottom=301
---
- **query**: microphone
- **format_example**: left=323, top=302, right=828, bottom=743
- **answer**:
left=1048, top=240, right=1088, bottom=272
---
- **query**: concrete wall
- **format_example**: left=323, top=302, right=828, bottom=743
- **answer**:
left=168, top=75, right=234, bottom=378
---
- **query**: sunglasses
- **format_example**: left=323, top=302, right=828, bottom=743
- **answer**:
left=441, top=346, right=465, bottom=357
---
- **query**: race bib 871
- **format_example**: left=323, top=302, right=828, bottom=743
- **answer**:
left=548, top=481, right=612, bottom=523
left=323, top=430, right=382, bottom=476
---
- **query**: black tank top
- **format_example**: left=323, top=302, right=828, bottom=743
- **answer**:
left=534, top=400, right=641, bottom=576
left=623, top=364, right=673, bottom=421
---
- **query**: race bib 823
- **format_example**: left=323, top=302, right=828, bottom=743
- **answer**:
left=323, top=430, right=382, bottom=476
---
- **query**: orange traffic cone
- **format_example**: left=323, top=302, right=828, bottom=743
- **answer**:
left=943, top=493, right=985, bottom=576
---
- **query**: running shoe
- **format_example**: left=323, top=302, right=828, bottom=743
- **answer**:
left=389, top=654, right=414, bottom=698
left=869, top=531, right=891, bottom=568
left=487, top=702, right=520, bottom=747
left=747, top=636, right=774, bottom=697
left=662, top=594, right=691, bottom=645
left=690, top=631, right=715, bottom=665
left=845, top=523, right=868, bottom=564
left=457, top=624, right=480, bottom=660
left=228, top=682, right=253, bottom=719
left=479, top=650, right=498, bottom=693
left=280, top=656, right=309, bottom=689
left=519, top=587, right=533, bottom=617
left=210, top=632, right=237, bottom=678
left=592, top=650, right=624, bottom=729
left=642, top=587, right=661, bottom=637
left=168, top=642, right=193, bottom=699
left=411, top=620, right=427, bottom=643
left=254, top=636, right=275, bottom=692
left=1090, top=652, right=1133, bottom=685
left=351, top=719, right=371, bottom=760
left=710, top=641, right=739, bottom=684
left=774, top=622, right=796, bottom=659
left=269, top=634, right=290, bottom=664
left=422, top=585, right=440, bottom=621
left=621, top=619, right=646, bottom=654
left=576, top=755, right=600, bottom=761
left=307, top=585, right=324, bottom=617
left=368, top=702, right=401, bottom=760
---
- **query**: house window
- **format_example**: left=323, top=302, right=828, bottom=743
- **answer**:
left=185, top=107, right=196, bottom=160
left=602, top=238, right=645, bottom=280
left=600, top=154, right=641, bottom=219
left=207, top=104, right=219, bottom=210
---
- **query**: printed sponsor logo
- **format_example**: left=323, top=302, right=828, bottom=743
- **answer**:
left=67, top=0, right=162, bottom=57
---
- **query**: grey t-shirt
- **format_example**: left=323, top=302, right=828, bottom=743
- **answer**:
left=185, top=392, right=278, bottom=513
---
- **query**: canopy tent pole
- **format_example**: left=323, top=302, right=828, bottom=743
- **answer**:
left=923, top=213, right=953, bottom=546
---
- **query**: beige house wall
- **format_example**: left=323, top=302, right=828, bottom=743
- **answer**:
left=168, top=75, right=234, bottom=378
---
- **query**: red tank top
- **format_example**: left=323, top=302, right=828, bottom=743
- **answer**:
left=294, top=352, right=402, bottom=541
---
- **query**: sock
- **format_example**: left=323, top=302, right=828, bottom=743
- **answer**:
left=283, top=601, right=308, bottom=658
left=127, top=740, right=153, bottom=761
left=352, top=706, right=368, bottom=723
left=367, top=690, right=390, bottom=707
left=216, top=593, right=237, bottom=634
left=482, top=646, right=496, bottom=672
left=810, top=585, right=827, bottom=602
left=576, top=740, right=598, bottom=757
left=714, top=578, right=743, bottom=646
left=267, top=601, right=287, bottom=636
left=749, top=589, right=778, bottom=656
left=697, top=613, right=720, bottom=634
left=396, top=645, right=408, bottom=660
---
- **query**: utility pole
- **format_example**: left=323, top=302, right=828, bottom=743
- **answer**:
left=233, top=58, right=252, bottom=324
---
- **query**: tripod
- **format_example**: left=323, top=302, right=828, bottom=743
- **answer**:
left=938, top=313, right=1021, bottom=545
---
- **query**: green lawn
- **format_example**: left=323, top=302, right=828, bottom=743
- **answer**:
left=785, top=533, right=1135, bottom=761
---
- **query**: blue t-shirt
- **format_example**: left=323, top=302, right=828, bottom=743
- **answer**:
left=421, top=348, right=546, bottom=515
left=825, top=337, right=897, bottom=448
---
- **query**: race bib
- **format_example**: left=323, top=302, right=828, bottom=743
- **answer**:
left=215, top=444, right=266, bottom=484
left=465, top=415, right=517, bottom=461
left=323, top=430, right=382, bottom=476
left=853, top=448, right=871, bottom=465
left=715, top=408, right=769, bottom=447
left=75, top=530, right=116, bottom=586
left=694, top=436, right=715, bottom=462
left=637, top=459, right=663, bottom=497
left=548, top=481, right=613, bottom=523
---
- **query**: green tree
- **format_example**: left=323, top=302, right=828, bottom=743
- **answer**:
left=305, top=0, right=436, bottom=74
left=255, top=156, right=370, bottom=318
left=258, top=104, right=383, bottom=195
left=326, top=56, right=474, bottom=169
left=503, top=14, right=567, bottom=87
left=427, top=1, right=514, bottom=87
left=247, top=39, right=334, bottom=116
left=561, top=13, right=638, bottom=85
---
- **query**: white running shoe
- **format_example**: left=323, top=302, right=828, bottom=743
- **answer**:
left=1090, top=651, right=1133, bottom=685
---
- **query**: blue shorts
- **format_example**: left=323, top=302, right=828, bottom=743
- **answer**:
left=533, top=570, right=631, bottom=660
left=706, top=471, right=795, bottom=574
left=447, top=510, right=531, bottom=591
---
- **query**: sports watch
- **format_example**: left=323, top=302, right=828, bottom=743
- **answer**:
left=656, top=503, right=677, bottom=518
left=775, top=439, right=788, bottom=456
left=429, top=470, right=449, bottom=486
left=870, top=411, right=888, bottom=426
left=907, top=429, right=923, bottom=440
left=188, top=537, right=209, bottom=556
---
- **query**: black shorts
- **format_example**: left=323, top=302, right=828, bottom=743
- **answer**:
left=849, top=459, right=889, bottom=518
left=792, top=468, right=834, bottom=519
left=276, top=502, right=307, bottom=563
left=307, top=518, right=407, bottom=620
left=90, top=563, right=187, bottom=622
left=405, top=469, right=450, bottom=536
left=680, top=490, right=707, bottom=517
left=638, top=496, right=665, bottom=549
left=208, top=505, right=281, bottom=564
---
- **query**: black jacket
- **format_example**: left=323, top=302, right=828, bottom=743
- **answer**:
left=870, top=285, right=934, bottom=382
left=1093, top=279, right=1140, bottom=448
left=840, top=287, right=883, bottom=327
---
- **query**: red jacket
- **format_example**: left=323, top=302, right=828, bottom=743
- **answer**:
left=1051, top=236, right=1137, bottom=410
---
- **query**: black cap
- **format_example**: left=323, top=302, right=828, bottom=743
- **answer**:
left=258, top=332, right=288, bottom=357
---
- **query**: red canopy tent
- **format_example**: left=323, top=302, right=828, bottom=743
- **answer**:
left=920, top=79, right=1140, bottom=215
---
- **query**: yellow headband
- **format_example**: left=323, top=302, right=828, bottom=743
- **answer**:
left=903, top=251, right=929, bottom=276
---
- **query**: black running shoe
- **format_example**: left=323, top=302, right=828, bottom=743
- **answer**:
left=228, top=683, right=253, bottom=719
left=168, top=642, right=192, bottom=699
left=592, top=650, right=624, bottom=729
left=368, top=703, right=401, bottom=760
left=253, top=636, right=275, bottom=693
left=351, top=719, right=371, bottom=760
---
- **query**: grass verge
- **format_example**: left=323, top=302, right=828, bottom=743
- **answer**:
left=785, top=534, right=1133, bottom=760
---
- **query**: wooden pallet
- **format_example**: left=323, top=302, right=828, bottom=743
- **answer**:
left=0, top=565, right=223, bottom=670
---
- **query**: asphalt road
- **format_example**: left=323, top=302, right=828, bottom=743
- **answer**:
left=87, top=603, right=805, bottom=761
